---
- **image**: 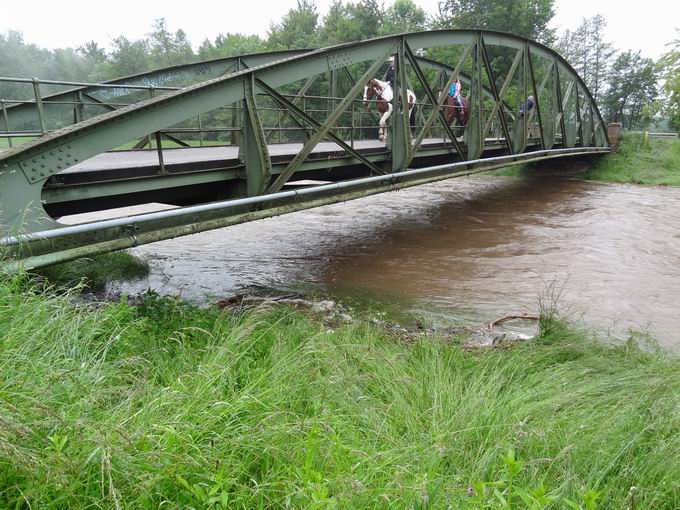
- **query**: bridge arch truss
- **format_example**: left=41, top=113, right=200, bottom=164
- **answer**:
left=0, top=30, right=609, bottom=268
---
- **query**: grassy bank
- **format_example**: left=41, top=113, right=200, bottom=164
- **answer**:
left=1, top=273, right=678, bottom=508
left=584, top=133, right=680, bottom=186
left=35, top=251, right=149, bottom=292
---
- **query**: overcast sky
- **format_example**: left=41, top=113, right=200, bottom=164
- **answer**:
left=1, top=0, right=677, bottom=60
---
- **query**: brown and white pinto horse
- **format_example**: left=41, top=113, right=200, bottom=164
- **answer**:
left=363, top=78, right=416, bottom=142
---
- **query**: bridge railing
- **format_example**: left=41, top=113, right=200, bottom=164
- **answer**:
left=0, top=76, right=480, bottom=150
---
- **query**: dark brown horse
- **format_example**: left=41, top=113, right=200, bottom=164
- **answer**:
left=363, top=78, right=416, bottom=142
left=441, top=92, right=470, bottom=127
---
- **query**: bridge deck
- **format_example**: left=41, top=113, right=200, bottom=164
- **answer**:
left=54, top=137, right=514, bottom=184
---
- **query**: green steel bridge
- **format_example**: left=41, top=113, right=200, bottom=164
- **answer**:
left=0, top=30, right=610, bottom=270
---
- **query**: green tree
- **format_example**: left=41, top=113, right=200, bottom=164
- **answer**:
left=436, top=0, right=555, bottom=43
left=558, top=15, right=615, bottom=101
left=320, top=1, right=358, bottom=45
left=147, top=18, right=194, bottom=68
left=658, top=30, right=680, bottom=132
left=197, top=33, right=264, bottom=60
left=379, top=0, right=427, bottom=36
left=267, top=0, right=320, bottom=50
left=108, top=36, right=150, bottom=77
left=604, top=50, right=658, bottom=129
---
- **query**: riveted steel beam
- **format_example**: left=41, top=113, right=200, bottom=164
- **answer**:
left=266, top=44, right=393, bottom=193
left=466, top=35, right=485, bottom=160
left=526, top=45, right=545, bottom=150
left=403, top=40, right=465, bottom=165
left=264, top=74, right=319, bottom=142
left=391, top=38, right=412, bottom=172
left=1, top=147, right=609, bottom=272
left=255, top=78, right=384, bottom=175
left=0, top=49, right=313, bottom=133
left=513, top=45, right=530, bottom=154
left=481, top=44, right=521, bottom=153
left=1, top=29, right=609, bottom=237
left=239, top=75, right=271, bottom=196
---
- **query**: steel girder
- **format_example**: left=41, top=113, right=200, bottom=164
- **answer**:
left=0, top=49, right=513, bottom=137
left=0, top=29, right=609, bottom=241
left=0, top=49, right=310, bottom=133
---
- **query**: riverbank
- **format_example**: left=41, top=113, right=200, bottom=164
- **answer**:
left=1, top=270, right=679, bottom=508
left=584, top=133, right=680, bottom=186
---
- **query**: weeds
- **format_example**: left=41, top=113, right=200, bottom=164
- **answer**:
left=0, top=272, right=678, bottom=508
left=584, top=133, right=680, bottom=186
left=34, top=250, right=149, bottom=291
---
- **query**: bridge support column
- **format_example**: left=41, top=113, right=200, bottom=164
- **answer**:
left=239, top=75, right=271, bottom=196
left=466, top=35, right=485, bottom=160
left=607, top=123, right=622, bottom=152
left=391, top=39, right=412, bottom=172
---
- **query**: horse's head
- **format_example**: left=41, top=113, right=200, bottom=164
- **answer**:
left=364, top=79, right=378, bottom=106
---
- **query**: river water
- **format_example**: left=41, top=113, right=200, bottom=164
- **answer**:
left=84, top=172, right=680, bottom=348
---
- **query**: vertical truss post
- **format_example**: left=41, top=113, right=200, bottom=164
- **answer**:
left=583, top=104, right=593, bottom=146
left=330, top=69, right=338, bottom=108
left=467, top=34, right=485, bottom=160
left=154, top=131, right=166, bottom=174
left=72, top=92, right=80, bottom=124
left=391, top=38, right=412, bottom=172
left=561, top=79, right=576, bottom=148
left=526, top=46, right=545, bottom=150
left=575, top=86, right=583, bottom=146
left=553, top=60, right=567, bottom=148
left=32, top=78, right=46, bottom=134
left=513, top=45, right=529, bottom=154
left=240, top=74, right=271, bottom=196
left=1, top=100, right=12, bottom=148
left=231, top=58, right=242, bottom=146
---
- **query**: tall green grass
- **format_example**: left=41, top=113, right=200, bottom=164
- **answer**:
left=35, top=251, right=149, bottom=291
left=0, top=273, right=678, bottom=508
left=584, top=134, right=680, bottom=186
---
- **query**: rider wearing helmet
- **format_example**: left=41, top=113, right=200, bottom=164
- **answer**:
left=383, top=56, right=396, bottom=91
left=448, top=77, right=463, bottom=109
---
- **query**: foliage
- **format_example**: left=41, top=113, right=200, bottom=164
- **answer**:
left=557, top=15, right=615, bottom=102
left=658, top=30, right=680, bottom=132
left=379, top=0, right=428, bottom=36
left=197, top=33, right=265, bottom=61
left=267, top=0, right=321, bottom=50
left=602, top=51, right=658, bottom=129
left=0, top=272, right=678, bottom=508
left=584, top=133, right=680, bottom=186
left=435, top=0, right=556, bottom=43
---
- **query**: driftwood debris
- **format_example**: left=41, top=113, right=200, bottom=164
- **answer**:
left=487, top=313, right=540, bottom=331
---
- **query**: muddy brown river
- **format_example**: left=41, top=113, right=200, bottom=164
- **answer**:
left=79, top=172, right=680, bottom=348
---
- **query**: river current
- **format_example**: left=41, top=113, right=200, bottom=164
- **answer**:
left=65, top=172, right=680, bottom=348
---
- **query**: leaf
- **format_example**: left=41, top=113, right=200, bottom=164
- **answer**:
left=176, top=475, right=192, bottom=492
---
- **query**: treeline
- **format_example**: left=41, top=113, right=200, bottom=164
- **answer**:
left=1, top=0, right=678, bottom=131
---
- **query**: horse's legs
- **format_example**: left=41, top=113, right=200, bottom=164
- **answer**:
left=379, top=103, right=393, bottom=142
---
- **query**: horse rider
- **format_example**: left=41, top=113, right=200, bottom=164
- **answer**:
left=448, top=77, right=463, bottom=110
left=383, top=56, right=396, bottom=91
left=519, top=95, right=534, bottom=117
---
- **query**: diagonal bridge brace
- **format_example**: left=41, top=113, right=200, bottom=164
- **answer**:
left=265, top=44, right=394, bottom=194
left=404, top=41, right=475, bottom=163
left=480, top=39, right=515, bottom=154
left=403, top=40, right=467, bottom=165
left=255, top=79, right=384, bottom=176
